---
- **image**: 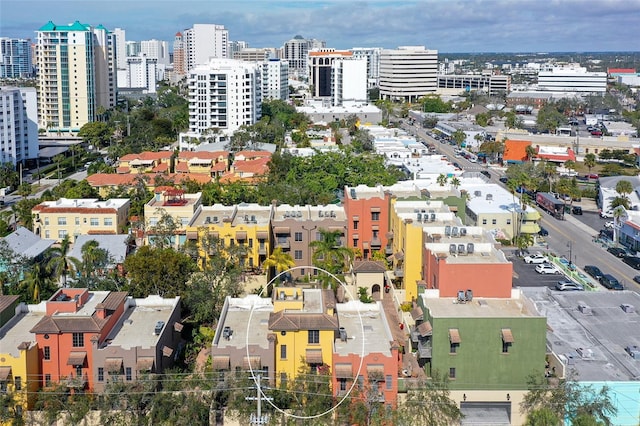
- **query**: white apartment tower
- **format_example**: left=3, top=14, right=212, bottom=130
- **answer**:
left=183, top=24, right=229, bottom=72
left=124, top=54, right=158, bottom=93
left=37, top=21, right=117, bottom=133
left=262, top=58, right=289, bottom=101
left=140, top=39, right=170, bottom=66
left=331, top=58, right=368, bottom=106
left=0, top=38, right=33, bottom=78
left=112, top=28, right=127, bottom=69
left=186, top=58, right=261, bottom=138
left=379, top=46, right=438, bottom=102
left=350, top=47, right=382, bottom=88
left=0, top=86, right=38, bottom=166
left=308, top=49, right=354, bottom=98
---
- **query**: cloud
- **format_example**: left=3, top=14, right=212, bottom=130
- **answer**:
left=1, top=0, right=639, bottom=52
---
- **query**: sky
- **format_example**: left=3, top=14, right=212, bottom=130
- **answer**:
left=1, top=0, right=639, bottom=53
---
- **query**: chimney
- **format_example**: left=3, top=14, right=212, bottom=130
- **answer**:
left=95, top=303, right=106, bottom=319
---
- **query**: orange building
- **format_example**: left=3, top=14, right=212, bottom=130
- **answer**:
left=175, top=151, right=230, bottom=178
left=219, top=152, right=271, bottom=184
left=421, top=226, right=513, bottom=298
left=343, top=185, right=392, bottom=260
left=30, top=289, right=127, bottom=391
left=503, top=140, right=532, bottom=164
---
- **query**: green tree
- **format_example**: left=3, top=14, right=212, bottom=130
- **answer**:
left=525, top=145, right=537, bottom=162
left=584, top=153, right=597, bottom=174
left=46, top=235, right=81, bottom=288
left=147, top=209, right=179, bottom=249
left=123, top=246, right=197, bottom=297
left=0, top=163, right=19, bottom=189
left=262, top=246, right=296, bottom=283
left=78, top=239, right=111, bottom=282
left=615, top=179, right=634, bottom=198
left=20, top=263, right=55, bottom=303
left=451, top=129, right=467, bottom=148
left=78, top=121, right=112, bottom=148
left=525, top=407, right=560, bottom=425
left=436, top=173, right=448, bottom=187
left=505, top=111, right=523, bottom=129
left=396, top=371, right=463, bottom=426
left=310, top=228, right=354, bottom=288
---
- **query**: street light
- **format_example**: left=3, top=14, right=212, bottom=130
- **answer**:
left=567, top=240, right=573, bottom=266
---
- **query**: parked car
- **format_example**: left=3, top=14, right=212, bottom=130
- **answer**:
left=583, top=265, right=604, bottom=280
left=599, top=274, right=624, bottom=290
left=536, top=263, right=560, bottom=274
left=572, top=206, right=583, bottom=215
left=538, top=226, right=549, bottom=237
left=499, top=176, right=508, bottom=184
left=555, top=280, right=584, bottom=291
left=586, top=173, right=599, bottom=180
left=480, top=170, right=491, bottom=178
left=591, top=130, right=603, bottom=136
left=600, top=210, right=613, bottom=218
left=634, top=276, right=640, bottom=284
left=623, top=256, right=640, bottom=270
left=604, top=221, right=615, bottom=229
left=453, top=162, right=461, bottom=169
left=607, top=247, right=627, bottom=258
left=524, top=253, right=549, bottom=264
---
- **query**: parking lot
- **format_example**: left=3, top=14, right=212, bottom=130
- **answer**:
left=510, top=250, right=570, bottom=289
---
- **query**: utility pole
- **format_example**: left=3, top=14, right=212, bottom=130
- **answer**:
left=245, top=374, right=272, bottom=425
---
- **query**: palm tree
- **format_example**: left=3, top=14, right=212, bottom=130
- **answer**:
left=450, top=177, right=461, bottom=190
left=21, top=263, right=52, bottom=303
left=615, top=179, right=634, bottom=199
left=310, top=229, right=354, bottom=288
left=436, top=173, right=448, bottom=187
left=612, top=206, right=627, bottom=246
left=584, top=153, right=597, bottom=174
left=47, top=235, right=80, bottom=287
left=525, top=145, right=537, bottom=162
left=262, top=246, right=295, bottom=283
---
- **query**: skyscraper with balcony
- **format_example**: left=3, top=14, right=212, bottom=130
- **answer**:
left=262, top=58, right=289, bottom=101
left=185, top=58, right=261, bottom=141
left=36, top=21, right=117, bottom=133
left=0, top=38, right=33, bottom=78
left=0, top=87, right=38, bottom=166
left=183, top=24, right=228, bottom=73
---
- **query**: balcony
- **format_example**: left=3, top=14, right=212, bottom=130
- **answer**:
left=394, top=268, right=404, bottom=278
left=417, top=340, right=432, bottom=359
left=385, top=245, right=393, bottom=255
left=370, top=238, right=382, bottom=248
left=65, top=373, right=88, bottom=389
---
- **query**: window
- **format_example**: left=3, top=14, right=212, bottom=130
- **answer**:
left=492, top=219, right=497, bottom=225
left=353, top=220, right=359, bottom=230
left=44, top=346, right=50, bottom=360
left=507, top=219, right=511, bottom=225
left=75, top=217, right=80, bottom=225
left=76, top=366, right=82, bottom=377
left=503, top=341, right=511, bottom=353
left=248, top=238, right=253, bottom=247
left=45, top=374, right=51, bottom=387
left=353, top=238, right=359, bottom=247
left=98, top=368, right=104, bottom=382
left=295, top=232, right=303, bottom=242
left=339, top=378, right=347, bottom=391
left=14, top=377, right=21, bottom=391
left=72, top=332, right=84, bottom=347
left=308, top=330, right=320, bottom=344
left=371, top=212, right=380, bottom=221
left=125, top=367, right=132, bottom=381
left=294, top=250, right=302, bottom=260
left=44, top=217, right=49, bottom=225
left=482, top=219, right=487, bottom=225
left=280, top=345, right=287, bottom=359
left=90, top=218, right=99, bottom=226
left=386, top=375, right=392, bottom=390
left=357, top=375, right=364, bottom=389
left=104, top=218, right=113, bottom=226
left=58, top=217, right=66, bottom=225
left=449, top=368, right=456, bottom=379
left=45, top=231, right=50, bottom=239
left=450, top=342, right=459, bottom=353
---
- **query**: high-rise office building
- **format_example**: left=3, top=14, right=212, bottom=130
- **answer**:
left=379, top=46, right=438, bottom=102
left=283, top=35, right=325, bottom=77
left=0, top=86, right=38, bottom=166
left=183, top=24, right=228, bottom=72
left=173, top=32, right=186, bottom=76
left=262, top=58, right=289, bottom=101
left=182, top=58, right=261, bottom=143
left=37, top=21, right=117, bottom=133
left=0, top=38, right=33, bottom=78
left=308, top=48, right=353, bottom=98
left=140, top=39, right=170, bottom=66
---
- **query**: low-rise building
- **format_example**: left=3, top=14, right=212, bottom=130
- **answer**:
left=175, top=151, right=229, bottom=177
left=144, top=189, right=203, bottom=247
left=344, top=185, right=392, bottom=261
left=31, top=198, right=130, bottom=242
left=116, top=151, right=173, bottom=174
left=86, top=173, right=212, bottom=197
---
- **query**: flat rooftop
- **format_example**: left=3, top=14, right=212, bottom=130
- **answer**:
left=0, top=308, right=44, bottom=357
left=55, top=291, right=110, bottom=317
left=424, top=294, right=539, bottom=318
left=334, top=301, right=393, bottom=356
left=215, top=296, right=273, bottom=350
left=189, top=203, right=272, bottom=228
left=522, top=288, right=640, bottom=381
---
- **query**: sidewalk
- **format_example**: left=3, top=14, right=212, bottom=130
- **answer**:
left=564, top=214, right=599, bottom=238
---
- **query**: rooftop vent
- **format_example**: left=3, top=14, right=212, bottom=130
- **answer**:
left=621, top=304, right=635, bottom=313
left=576, top=347, right=593, bottom=359
left=625, top=345, right=640, bottom=359
left=474, top=191, right=482, bottom=197
left=339, top=327, right=347, bottom=342
left=222, top=326, right=233, bottom=340
left=449, top=244, right=457, bottom=255
left=578, top=303, right=592, bottom=315
left=486, top=194, right=493, bottom=201
left=154, top=321, right=165, bottom=335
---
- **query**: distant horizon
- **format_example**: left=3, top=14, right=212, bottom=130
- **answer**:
left=2, top=1, right=640, bottom=53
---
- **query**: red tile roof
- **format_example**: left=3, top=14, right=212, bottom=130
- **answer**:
left=178, top=151, right=229, bottom=160
left=175, top=162, right=189, bottom=172
left=87, top=173, right=211, bottom=188
left=152, top=163, right=169, bottom=173
left=119, top=151, right=172, bottom=162
left=116, top=166, right=130, bottom=174
left=233, top=157, right=270, bottom=174
left=608, top=68, right=636, bottom=74
left=503, top=140, right=531, bottom=162
left=234, top=151, right=272, bottom=161
left=212, top=162, right=227, bottom=172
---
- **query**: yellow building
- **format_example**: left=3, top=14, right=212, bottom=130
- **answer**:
left=31, top=198, right=130, bottom=243
left=268, top=288, right=338, bottom=384
left=116, top=151, right=173, bottom=174
left=144, top=189, right=202, bottom=247
left=185, top=204, right=272, bottom=271
left=0, top=296, right=43, bottom=419
left=389, top=199, right=457, bottom=302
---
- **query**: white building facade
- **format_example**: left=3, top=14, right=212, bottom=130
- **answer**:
left=112, top=28, right=127, bottom=70
left=183, top=24, right=229, bottom=72
left=0, top=87, right=39, bottom=166
left=182, top=58, right=261, bottom=145
left=262, top=58, right=289, bottom=101
left=0, top=38, right=33, bottom=78
left=140, top=39, right=170, bottom=66
left=537, top=66, right=607, bottom=94
left=350, top=47, right=382, bottom=88
left=331, top=58, right=368, bottom=106
left=118, top=54, right=158, bottom=93
left=379, top=46, right=438, bottom=102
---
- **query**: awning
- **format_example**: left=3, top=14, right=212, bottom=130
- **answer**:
left=67, top=351, right=87, bottom=366
left=394, top=251, right=404, bottom=260
left=162, top=346, right=174, bottom=357
left=411, top=306, right=424, bottom=321
left=306, top=349, right=323, bottom=364
left=362, top=242, right=369, bottom=249
left=501, top=328, right=514, bottom=344
left=329, top=226, right=344, bottom=233
left=212, top=355, right=230, bottom=370
left=417, top=321, right=433, bottom=337
left=334, top=364, right=352, bottom=379
left=367, top=364, right=384, bottom=376
left=243, top=356, right=261, bottom=370
left=352, top=215, right=360, bottom=221
left=372, top=225, right=379, bottom=231
left=236, top=231, right=247, bottom=240
left=370, top=207, right=381, bottom=213
left=257, top=231, right=269, bottom=239
left=186, top=230, right=198, bottom=240
left=386, top=231, right=394, bottom=239
left=524, top=210, right=541, bottom=221
left=274, top=227, right=290, bottom=235
left=136, top=357, right=155, bottom=371
left=520, top=222, right=541, bottom=234
left=352, top=233, right=359, bottom=239
left=208, top=231, right=219, bottom=239
left=174, top=322, right=184, bottom=332
left=449, top=329, right=461, bottom=344
left=0, top=367, right=11, bottom=380
left=105, top=358, right=123, bottom=373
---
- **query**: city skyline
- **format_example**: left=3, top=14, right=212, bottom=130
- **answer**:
left=1, top=0, right=639, bottom=53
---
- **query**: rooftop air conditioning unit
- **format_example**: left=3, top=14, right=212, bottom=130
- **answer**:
left=578, top=303, right=592, bottom=315
left=621, top=304, right=635, bottom=313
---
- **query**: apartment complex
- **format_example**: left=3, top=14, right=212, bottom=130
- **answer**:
left=308, top=49, right=354, bottom=98
left=343, top=185, right=392, bottom=261
left=0, top=86, right=39, bottom=166
left=350, top=47, right=382, bottom=88
left=140, top=39, right=170, bottom=66
left=0, top=38, right=33, bottom=78
left=182, top=24, right=228, bottom=72
left=331, top=57, right=368, bottom=106
left=172, top=32, right=186, bottom=76
left=31, top=198, right=130, bottom=242
left=144, top=189, right=203, bottom=247
left=36, top=21, right=117, bottom=133
left=283, top=35, right=325, bottom=77
left=379, top=46, right=438, bottom=102
left=184, top=58, right=262, bottom=139
left=262, top=58, right=289, bottom=101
